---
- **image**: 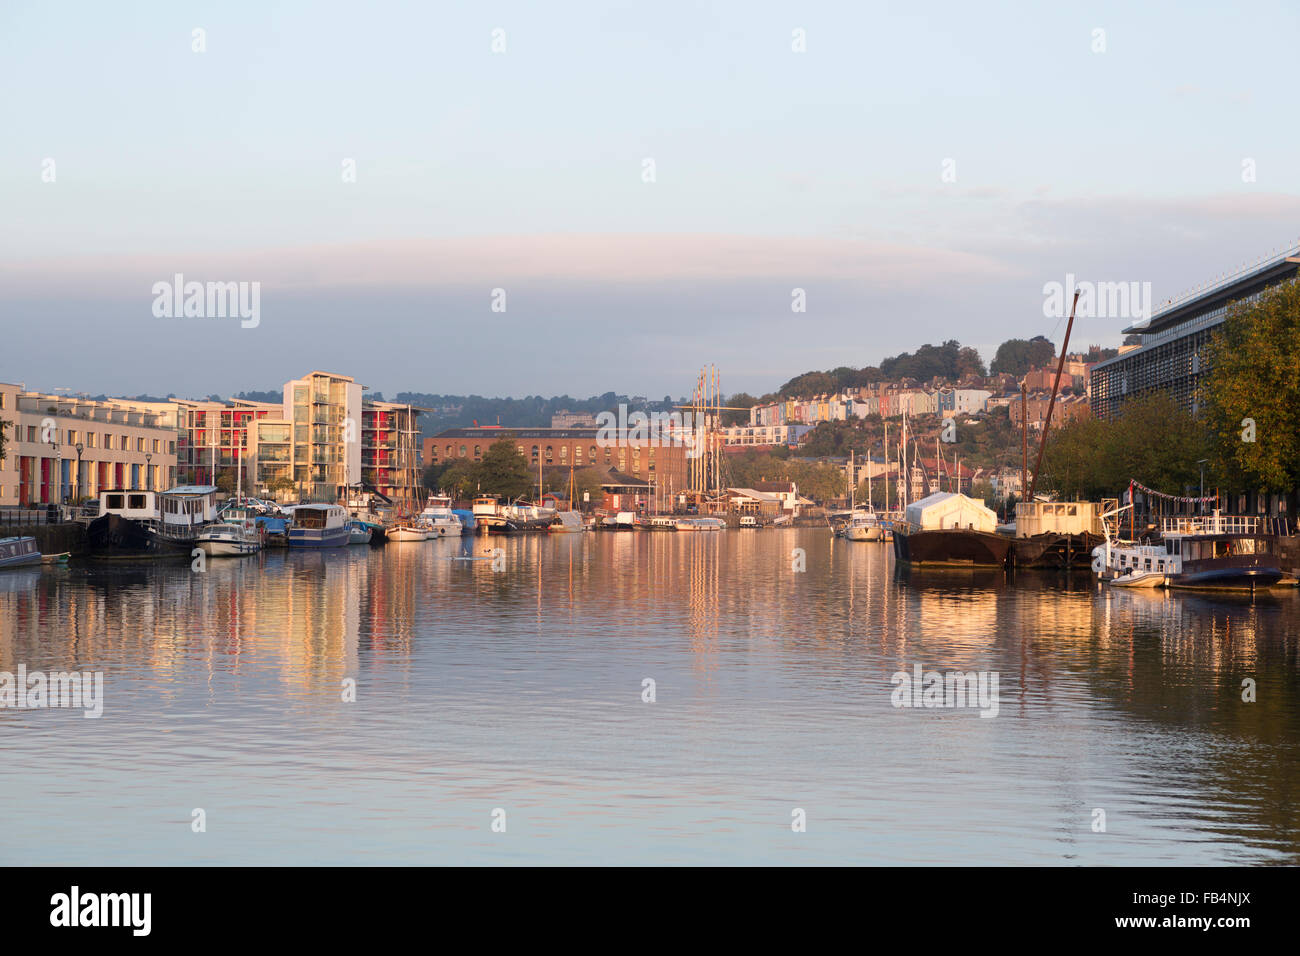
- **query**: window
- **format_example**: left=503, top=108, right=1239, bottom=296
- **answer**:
left=446, top=444, right=453, bottom=457
left=459, top=445, right=467, bottom=457
left=129, top=494, right=147, bottom=509
left=153, top=439, right=160, bottom=453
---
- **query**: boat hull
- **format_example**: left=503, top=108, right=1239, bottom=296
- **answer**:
left=87, top=514, right=189, bottom=558
left=197, top=538, right=261, bottom=557
left=1014, top=531, right=1105, bottom=569
left=288, top=527, right=350, bottom=549
left=893, top=528, right=1012, bottom=568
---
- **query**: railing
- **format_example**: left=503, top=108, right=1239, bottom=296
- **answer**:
left=1161, top=514, right=1263, bottom=536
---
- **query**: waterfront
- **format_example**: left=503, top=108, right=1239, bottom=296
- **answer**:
left=2, top=528, right=1298, bottom=865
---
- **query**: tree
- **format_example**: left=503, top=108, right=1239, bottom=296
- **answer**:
left=990, top=336, right=1055, bottom=376
left=0, top=418, right=9, bottom=465
left=722, top=393, right=758, bottom=426
left=215, top=470, right=235, bottom=494
left=476, top=438, right=533, bottom=498
left=1040, top=394, right=1209, bottom=500
left=1203, top=278, right=1300, bottom=491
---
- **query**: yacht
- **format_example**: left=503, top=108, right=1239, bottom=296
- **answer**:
left=843, top=510, right=887, bottom=542
left=196, top=519, right=262, bottom=557
left=419, top=496, right=463, bottom=537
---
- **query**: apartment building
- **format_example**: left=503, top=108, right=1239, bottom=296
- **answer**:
left=0, top=383, right=178, bottom=506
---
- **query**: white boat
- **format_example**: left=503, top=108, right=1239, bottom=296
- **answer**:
left=471, top=495, right=508, bottom=533
left=1093, top=511, right=1282, bottom=590
left=347, top=520, right=373, bottom=545
left=843, top=509, right=887, bottom=541
left=0, top=536, right=43, bottom=569
left=548, top=511, right=584, bottom=533
left=675, top=516, right=726, bottom=531
left=419, top=496, right=463, bottom=537
left=387, top=523, right=431, bottom=542
left=196, top=520, right=262, bottom=557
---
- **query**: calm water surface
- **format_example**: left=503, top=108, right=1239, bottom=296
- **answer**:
left=2, top=528, right=1298, bottom=865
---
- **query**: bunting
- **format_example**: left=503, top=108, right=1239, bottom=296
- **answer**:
left=1129, top=479, right=1216, bottom=504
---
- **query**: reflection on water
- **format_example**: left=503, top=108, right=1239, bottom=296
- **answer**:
left=1, top=529, right=1297, bottom=864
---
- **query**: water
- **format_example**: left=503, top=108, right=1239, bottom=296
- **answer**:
left=2, top=528, right=1298, bottom=865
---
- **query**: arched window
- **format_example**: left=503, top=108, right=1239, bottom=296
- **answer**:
left=473, top=445, right=481, bottom=459
left=531, top=445, right=539, bottom=459
left=459, top=445, right=466, bottom=457
left=446, top=444, right=454, bottom=457
left=545, top=446, right=553, bottom=462
left=590, top=446, right=598, bottom=461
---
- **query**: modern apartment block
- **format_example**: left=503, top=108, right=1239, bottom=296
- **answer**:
left=251, top=371, right=363, bottom=502
left=0, top=383, right=178, bottom=506
left=1091, top=247, right=1300, bottom=419
left=362, top=400, right=424, bottom=510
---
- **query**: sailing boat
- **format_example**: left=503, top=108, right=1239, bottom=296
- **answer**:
left=843, top=448, right=886, bottom=541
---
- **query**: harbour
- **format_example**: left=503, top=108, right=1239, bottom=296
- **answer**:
left=4, top=527, right=1299, bottom=865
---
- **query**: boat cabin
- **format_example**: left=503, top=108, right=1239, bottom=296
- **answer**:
left=99, top=489, right=159, bottom=521
left=1015, top=500, right=1105, bottom=538
left=158, top=486, right=221, bottom=533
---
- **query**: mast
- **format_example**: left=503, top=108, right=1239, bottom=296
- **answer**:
left=884, top=421, right=890, bottom=513
left=1027, top=288, right=1080, bottom=502
left=1020, top=382, right=1028, bottom=506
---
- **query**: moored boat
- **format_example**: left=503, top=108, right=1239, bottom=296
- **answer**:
left=285, top=504, right=350, bottom=548
left=419, top=496, right=463, bottom=537
left=196, top=520, right=263, bottom=557
left=1013, top=500, right=1108, bottom=569
left=1094, top=512, right=1283, bottom=590
left=347, top=520, right=374, bottom=545
left=0, top=536, right=43, bottom=569
left=675, top=516, right=726, bottom=531
left=891, top=492, right=1011, bottom=568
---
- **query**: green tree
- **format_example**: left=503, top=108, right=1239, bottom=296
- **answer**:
left=477, top=438, right=533, bottom=498
left=990, top=336, right=1054, bottom=376
left=1203, top=278, right=1300, bottom=491
left=1040, top=394, right=1209, bottom=499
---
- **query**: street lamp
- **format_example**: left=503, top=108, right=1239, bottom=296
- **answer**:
left=49, top=437, right=60, bottom=505
left=75, top=441, right=83, bottom=504
left=145, top=451, right=153, bottom=491
left=1197, top=459, right=1209, bottom=515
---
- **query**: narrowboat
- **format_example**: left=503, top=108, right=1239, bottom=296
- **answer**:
left=0, top=536, right=42, bottom=569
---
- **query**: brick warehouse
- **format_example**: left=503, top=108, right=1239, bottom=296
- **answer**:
left=424, top=426, right=690, bottom=500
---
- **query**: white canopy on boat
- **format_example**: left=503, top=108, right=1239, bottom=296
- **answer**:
left=903, top=492, right=997, bottom=533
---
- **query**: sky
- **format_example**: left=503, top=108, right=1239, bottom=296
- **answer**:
left=3, top=0, right=1298, bottom=401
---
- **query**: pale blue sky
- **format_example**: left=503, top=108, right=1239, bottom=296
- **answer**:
left=3, top=0, right=1298, bottom=398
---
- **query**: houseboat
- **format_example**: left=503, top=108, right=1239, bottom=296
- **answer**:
left=0, top=536, right=42, bottom=569
left=891, top=492, right=1012, bottom=568
left=1094, top=512, right=1283, bottom=591
left=1012, top=500, right=1109, bottom=569
left=87, top=486, right=221, bottom=557
left=285, top=504, right=350, bottom=548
